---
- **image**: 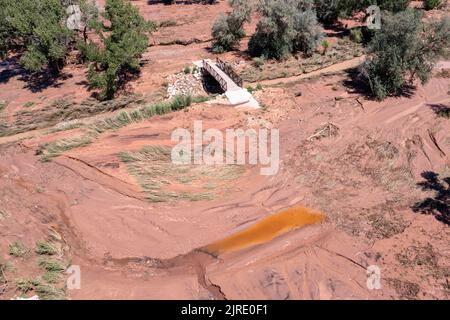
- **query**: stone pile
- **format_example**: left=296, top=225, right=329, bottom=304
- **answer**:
left=166, top=68, right=205, bottom=98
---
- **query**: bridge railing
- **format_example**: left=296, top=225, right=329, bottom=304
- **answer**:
left=202, top=60, right=228, bottom=91
left=216, top=58, right=243, bottom=88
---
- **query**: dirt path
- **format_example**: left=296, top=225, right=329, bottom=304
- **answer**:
left=247, top=56, right=366, bottom=86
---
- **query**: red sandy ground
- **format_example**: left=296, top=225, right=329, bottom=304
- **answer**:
left=0, top=1, right=449, bottom=300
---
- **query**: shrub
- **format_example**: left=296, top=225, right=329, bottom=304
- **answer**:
left=35, top=241, right=57, bottom=255
left=252, top=57, right=266, bottom=68
left=248, top=0, right=297, bottom=60
left=313, top=0, right=411, bottom=25
left=293, top=9, right=323, bottom=57
left=350, top=28, right=363, bottom=43
left=211, top=0, right=253, bottom=53
left=314, top=0, right=344, bottom=24
left=249, top=0, right=323, bottom=60
left=9, top=241, right=27, bottom=257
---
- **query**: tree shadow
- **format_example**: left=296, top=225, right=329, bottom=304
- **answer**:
left=341, top=67, right=371, bottom=95
left=0, top=57, right=74, bottom=93
left=412, top=171, right=450, bottom=225
left=0, top=57, right=23, bottom=84
left=427, top=103, right=450, bottom=118
left=19, top=70, right=73, bottom=93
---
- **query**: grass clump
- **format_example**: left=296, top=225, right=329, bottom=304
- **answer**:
left=0, top=100, right=8, bottom=112
left=35, top=241, right=57, bottom=255
left=36, top=134, right=95, bottom=162
left=42, top=271, right=62, bottom=284
left=16, top=278, right=41, bottom=294
left=16, top=277, right=66, bottom=299
left=9, top=241, right=28, bottom=257
left=252, top=57, right=265, bottom=69
left=35, top=284, right=66, bottom=300
left=38, top=258, right=65, bottom=272
left=247, top=84, right=263, bottom=94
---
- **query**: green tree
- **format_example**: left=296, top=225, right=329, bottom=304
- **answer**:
left=362, top=10, right=450, bottom=100
left=375, top=0, right=411, bottom=12
left=80, top=0, right=155, bottom=100
left=0, top=0, right=72, bottom=72
left=423, top=0, right=443, bottom=10
left=314, top=0, right=411, bottom=24
left=248, top=0, right=322, bottom=60
left=211, top=0, right=253, bottom=53
left=314, top=0, right=348, bottom=24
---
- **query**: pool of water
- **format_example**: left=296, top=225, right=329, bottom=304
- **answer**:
left=204, top=207, right=324, bottom=255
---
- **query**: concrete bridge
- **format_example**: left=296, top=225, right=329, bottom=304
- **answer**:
left=201, top=59, right=258, bottom=108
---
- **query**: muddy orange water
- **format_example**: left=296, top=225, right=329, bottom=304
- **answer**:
left=204, top=207, right=325, bottom=255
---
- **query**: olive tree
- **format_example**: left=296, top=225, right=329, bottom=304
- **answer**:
left=362, top=10, right=450, bottom=100
left=249, top=0, right=322, bottom=59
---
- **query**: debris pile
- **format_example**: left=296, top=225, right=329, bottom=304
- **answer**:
left=308, top=122, right=340, bottom=141
left=167, top=68, right=205, bottom=98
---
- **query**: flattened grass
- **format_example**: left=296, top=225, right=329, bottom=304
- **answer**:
left=119, top=146, right=244, bottom=203
left=37, top=95, right=209, bottom=161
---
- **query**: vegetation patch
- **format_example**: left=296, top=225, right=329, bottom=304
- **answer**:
left=0, top=101, right=8, bottom=113
left=35, top=241, right=58, bottom=256
left=16, top=278, right=41, bottom=294
left=241, top=39, right=363, bottom=83
left=34, top=284, right=66, bottom=300
left=385, top=278, right=420, bottom=300
left=0, top=95, right=145, bottom=137
left=36, top=95, right=209, bottom=161
left=38, top=258, right=65, bottom=272
left=119, top=146, right=245, bottom=203
left=9, top=241, right=28, bottom=257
